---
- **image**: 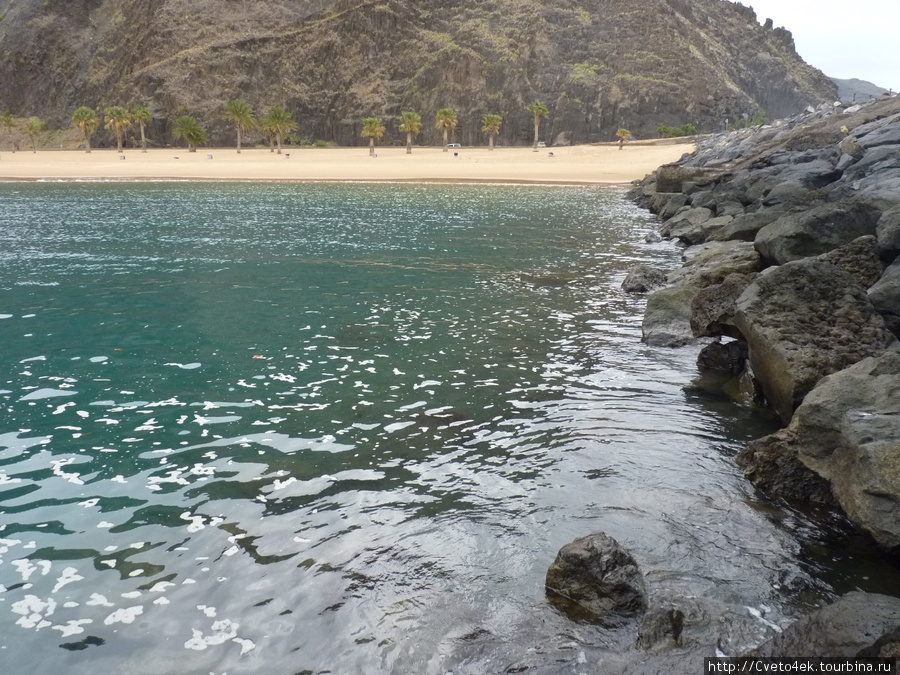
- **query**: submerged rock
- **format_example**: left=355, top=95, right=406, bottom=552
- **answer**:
left=749, top=592, right=900, bottom=657
left=545, top=532, right=648, bottom=624
left=733, top=259, right=894, bottom=423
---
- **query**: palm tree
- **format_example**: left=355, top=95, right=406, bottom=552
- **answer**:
left=223, top=99, right=257, bottom=153
left=261, top=106, right=296, bottom=155
left=72, top=106, right=100, bottom=153
left=526, top=100, right=549, bottom=149
left=361, top=117, right=385, bottom=156
left=481, top=114, right=502, bottom=151
left=435, top=108, right=458, bottom=152
left=399, top=111, right=421, bottom=154
left=172, top=115, right=208, bottom=152
left=131, top=105, right=151, bottom=152
left=616, top=128, right=631, bottom=150
left=23, top=117, right=47, bottom=153
left=1, top=112, right=17, bottom=152
left=105, top=106, right=131, bottom=153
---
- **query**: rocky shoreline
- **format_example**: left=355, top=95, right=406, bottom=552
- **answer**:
left=543, top=95, right=900, bottom=668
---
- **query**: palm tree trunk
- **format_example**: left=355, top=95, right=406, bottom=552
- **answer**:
left=116, top=129, right=123, bottom=153
left=443, top=129, right=448, bottom=152
left=533, top=114, right=539, bottom=149
left=236, top=126, right=242, bottom=154
left=406, top=132, right=412, bottom=154
left=85, top=131, right=92, bottom=153
left=369, top=137, right=375, bottom=156
left=140, top=125, right=147, bottom=153
left=276, top=134, right=282, bottom=154
left=489, top=134, right=495, bottom=151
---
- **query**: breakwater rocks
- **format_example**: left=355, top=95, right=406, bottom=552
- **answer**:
left=626, top=94, right=900, bottom=551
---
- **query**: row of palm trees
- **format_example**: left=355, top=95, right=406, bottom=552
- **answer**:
left=2, top=98, right=553, bottom=153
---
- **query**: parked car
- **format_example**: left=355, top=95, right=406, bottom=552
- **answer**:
left=447, top=143, right=461, bottom=148
left=537, top=142, right=546, bottom=148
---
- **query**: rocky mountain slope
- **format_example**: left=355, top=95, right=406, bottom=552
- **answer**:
left=0, top=0, right=835, bottom=147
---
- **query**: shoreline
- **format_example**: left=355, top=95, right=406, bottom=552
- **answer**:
left=0, top=144, right=693, bottom=185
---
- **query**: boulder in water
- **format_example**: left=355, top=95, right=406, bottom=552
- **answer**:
left=545, top=532, right=648, bottom=623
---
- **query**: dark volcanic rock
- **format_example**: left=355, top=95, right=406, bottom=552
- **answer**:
left=696, top=339, right=749, bottom=374
left=876, top=209, right=900, bottom=263
left=869, top=257, right=900, bottom=317
left=817, top=235, right=884, bottom=289
left=622, top=265, right=667, bottom=294
left=754, top=200, right=882, bottom=265
left=735, top=429, right=834, bottom=502
left=545, top=532, right=648, bottom=623
left=733, top=259, right=894, bottom=423
left=749, top=593, right=900, bottom=658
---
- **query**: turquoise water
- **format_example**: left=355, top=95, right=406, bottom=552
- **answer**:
left=0, top=182, right=890, bottom=673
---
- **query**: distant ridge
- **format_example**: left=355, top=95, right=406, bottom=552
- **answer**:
left=832, top=77, right=890, bottom=102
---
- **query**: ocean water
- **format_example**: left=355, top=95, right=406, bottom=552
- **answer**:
left=0, top=182, right=894, bottom=674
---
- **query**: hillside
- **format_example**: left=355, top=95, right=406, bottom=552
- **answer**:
left=0, top=0, right=836, bottom=147
left=832, top=77, right=889, bottom=102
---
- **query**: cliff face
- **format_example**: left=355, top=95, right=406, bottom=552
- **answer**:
left=0, top=0, right=837, bottom=147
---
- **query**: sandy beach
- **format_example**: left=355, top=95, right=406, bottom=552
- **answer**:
left=0, top=143, right=692, bottom=184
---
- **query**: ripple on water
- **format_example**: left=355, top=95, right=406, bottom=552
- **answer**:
left=0, top=183, right=893, bottom=674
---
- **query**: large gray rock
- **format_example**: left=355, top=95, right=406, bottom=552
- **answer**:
left=785, top=350, right=900, bottom=548
left=545, top=532, right=648, bottom=623
left=656, top=165, right=707, bottom=193
left=708, top=211, right=784, bottom=243
left=659, top=193, right=689, bottom=220
left=622, top=265, right=667, bottom=294
left=642, top=285, right=698, bottom=347
left=660, top=207, right=712, bottom=238
left=733, top=259, right=894, bottom=423
left=667, top=241, right=761, bottom=289
left=669, top=215, right=734, bottom=246
left=842, top=144, right=900, bottom=181
left=750, top=593, right=900, bottom=657
left=818, top=235, right=884, bottom=289
left=736, top=428, right=834, bottom=502
left=754, top=200, right=882, bottom=265
left=876, top=209, right=900, bottom=263
left=839, top=135, right=864, bottom=158
left=859, top=125, right=900, bottom=149
left=869, top=257, right=900, bottom=316
left=690, top=273, right=754, bottom=338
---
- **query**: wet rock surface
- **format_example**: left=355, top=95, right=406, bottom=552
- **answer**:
left=749, top=592, right=900, bottom=658
left=545, top=532, right=648, bottom=624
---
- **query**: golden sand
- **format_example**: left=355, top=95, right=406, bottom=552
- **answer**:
left=0, top=143, right=692, bottom=185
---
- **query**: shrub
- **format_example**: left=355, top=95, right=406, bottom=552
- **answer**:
left=313, top=139, right=329, bottom=148
left=657, top=122, right=698, bottom=138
